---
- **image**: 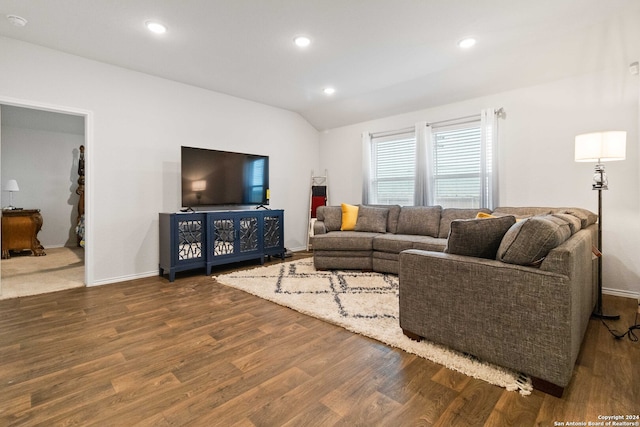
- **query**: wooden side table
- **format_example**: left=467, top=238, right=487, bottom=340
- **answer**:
left=1, top=209, right=46, bottom=259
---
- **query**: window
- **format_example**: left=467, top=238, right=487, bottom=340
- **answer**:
left=367, top=133, right=415, bottom=205
left=432, top=124, right=487, bottom=208
left=364, top=109, right=498, bottom=208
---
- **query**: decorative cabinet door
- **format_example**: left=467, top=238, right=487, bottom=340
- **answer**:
left=208, top=211, right=263, bottom=263
left=159, top=212, right=206, bottom=282
left=238, top=215, right=261, bottom=254
left=263, top=211, right=284, bottom=257
left=175, top=215, right=205, bottom=265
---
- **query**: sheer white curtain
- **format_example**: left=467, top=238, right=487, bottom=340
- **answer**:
left=480, top=108, right=499, bottom=209
left=414, top=122, right=433, bottom=206
left=361, top=131, right=372, bottom=204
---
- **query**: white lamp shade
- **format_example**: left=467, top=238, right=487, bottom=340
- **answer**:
left=4, top=179, right=19, bottom=192
left=192, top=180, right=207, bottom=192
left=575, top=131, right=626, bottom=162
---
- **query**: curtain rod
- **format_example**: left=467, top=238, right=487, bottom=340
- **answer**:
left=428, top=107, right=504, bottom=127
left=369, top=108, right=504, bottom=139
left=369, top=127, right=414, bottom=139
left=428, top=113, right=479, bottom=127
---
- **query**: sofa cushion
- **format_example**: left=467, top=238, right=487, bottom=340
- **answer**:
left=373, top=234, right=415, bottom=253
left=318, top=206, right=342, bottom=232
left=341, top=203, right=359, bottom=231
left=497, top=215, right=572, bottom=266
left=411, top=235, right=448, bottom=252
left=312, top=231, right=377, bottom=251
left=444, top=215, right=516, bottom=259
left=355, top=206, right=389, bottom=233
left=396, top=206, right=442, bottom=237
left=438, top=208, right=492, bottom=238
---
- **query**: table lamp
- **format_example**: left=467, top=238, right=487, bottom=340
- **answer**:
left=3, top=179, right=20, bottom=210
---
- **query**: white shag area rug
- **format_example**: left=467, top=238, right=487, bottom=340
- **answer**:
left=214, top=258, right=532, bottom=395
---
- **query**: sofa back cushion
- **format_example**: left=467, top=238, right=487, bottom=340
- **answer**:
left=355, top=206, right=389, bottom=233
left=444, top=215, right=516, bottom=259
left=396, top=206, right=442, bottom=237
left=493, top=207, right=553, bottom=217
left=438, top=208, right=492, bottom=238
left=497, top=215, right=573, bottom=266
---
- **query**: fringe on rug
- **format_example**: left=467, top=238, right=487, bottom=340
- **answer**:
left=514, top=373, right=533, bottom=396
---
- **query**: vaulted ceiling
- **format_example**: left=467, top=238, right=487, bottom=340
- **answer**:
left=1, top=0, right=638, bottom=130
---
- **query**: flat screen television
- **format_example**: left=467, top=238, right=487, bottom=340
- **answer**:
left=181, top=146, right=269, bottom=208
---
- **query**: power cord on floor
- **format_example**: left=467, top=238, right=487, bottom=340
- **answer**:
left=601, top=305, right=640, bottom=342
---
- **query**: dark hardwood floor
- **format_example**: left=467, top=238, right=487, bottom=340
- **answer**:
left=1, top=253, right=638, bottom=426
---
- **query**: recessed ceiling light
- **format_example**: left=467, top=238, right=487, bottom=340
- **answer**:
left=294, top=36, right=311, bottom=48
left=146, top=21, right=167, bottom=34
left=458, top=37, right=476, bottom=49
left=323, top=87, right=335, bottom=95
left=6, top=15, right=28, bottom=27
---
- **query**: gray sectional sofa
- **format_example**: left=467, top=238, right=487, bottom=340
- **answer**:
left=312, top=204, right=598, bottom=396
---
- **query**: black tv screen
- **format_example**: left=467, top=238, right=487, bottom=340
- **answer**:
left=181, top=146, right=269, bottom=207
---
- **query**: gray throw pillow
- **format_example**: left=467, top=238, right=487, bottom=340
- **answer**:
left=367, top=204, right=401, bottom=233
left=444, top=215, right=516, bottom=259
left=551, top=213, right=582, bottom=234
left=355, top=206, right=389, bottom=233
left=557, top=208, right=597, bottom=228
left=438, top=208, right=492, bottom=238
left=497, top=215, right=572, bottom=266
left=318, top=206, right=342, bottom=232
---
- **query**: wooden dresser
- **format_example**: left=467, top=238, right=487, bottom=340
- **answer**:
left=1, top=209, right=46, bottom=259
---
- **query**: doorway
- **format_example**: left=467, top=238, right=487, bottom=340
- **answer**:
left=0, top=99, right=91, bottom=298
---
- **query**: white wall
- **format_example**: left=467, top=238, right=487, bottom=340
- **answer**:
left=319, top=67, right=640, bottom=297
left=0, top=36, right=320, bottom=285
left=1, top=110, right=84, bottom=247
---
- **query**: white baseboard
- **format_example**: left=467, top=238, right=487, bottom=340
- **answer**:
left=602, top=287, right=640, bottom=301
left=289, top=246, right=309, bottom=252
left=89, top=271, right=159, bottom=287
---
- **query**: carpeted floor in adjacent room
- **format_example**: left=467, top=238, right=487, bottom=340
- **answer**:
left=0, top=247, right=84, bottom=300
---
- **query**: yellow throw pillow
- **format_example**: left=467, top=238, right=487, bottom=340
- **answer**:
left=477, top=211, right=526, bottom=222
left=476, top=212, right=495, bottom=219
left=341, top=203, right=359, bottom=231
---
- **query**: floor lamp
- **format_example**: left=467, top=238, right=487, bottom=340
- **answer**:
left=575, top=131, right=626, bottom=320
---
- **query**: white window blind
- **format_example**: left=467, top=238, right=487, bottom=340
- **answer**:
left=369, top=134, right=415, bottom=205
left=432, top=124, right=486, bottom=208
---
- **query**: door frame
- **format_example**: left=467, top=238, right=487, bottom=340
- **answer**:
left=0, top=95, right=94, bottom=286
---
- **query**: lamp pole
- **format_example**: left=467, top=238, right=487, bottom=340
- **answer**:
left=592, top=165, right=619, bottom=320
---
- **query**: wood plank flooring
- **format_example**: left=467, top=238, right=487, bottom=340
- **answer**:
left=1, top=253, right=638, bottom=426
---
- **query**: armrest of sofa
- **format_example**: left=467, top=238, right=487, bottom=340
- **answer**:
left=398, top=245, right=591, bottom=388
left=313, top=220, right=327, bottom=235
